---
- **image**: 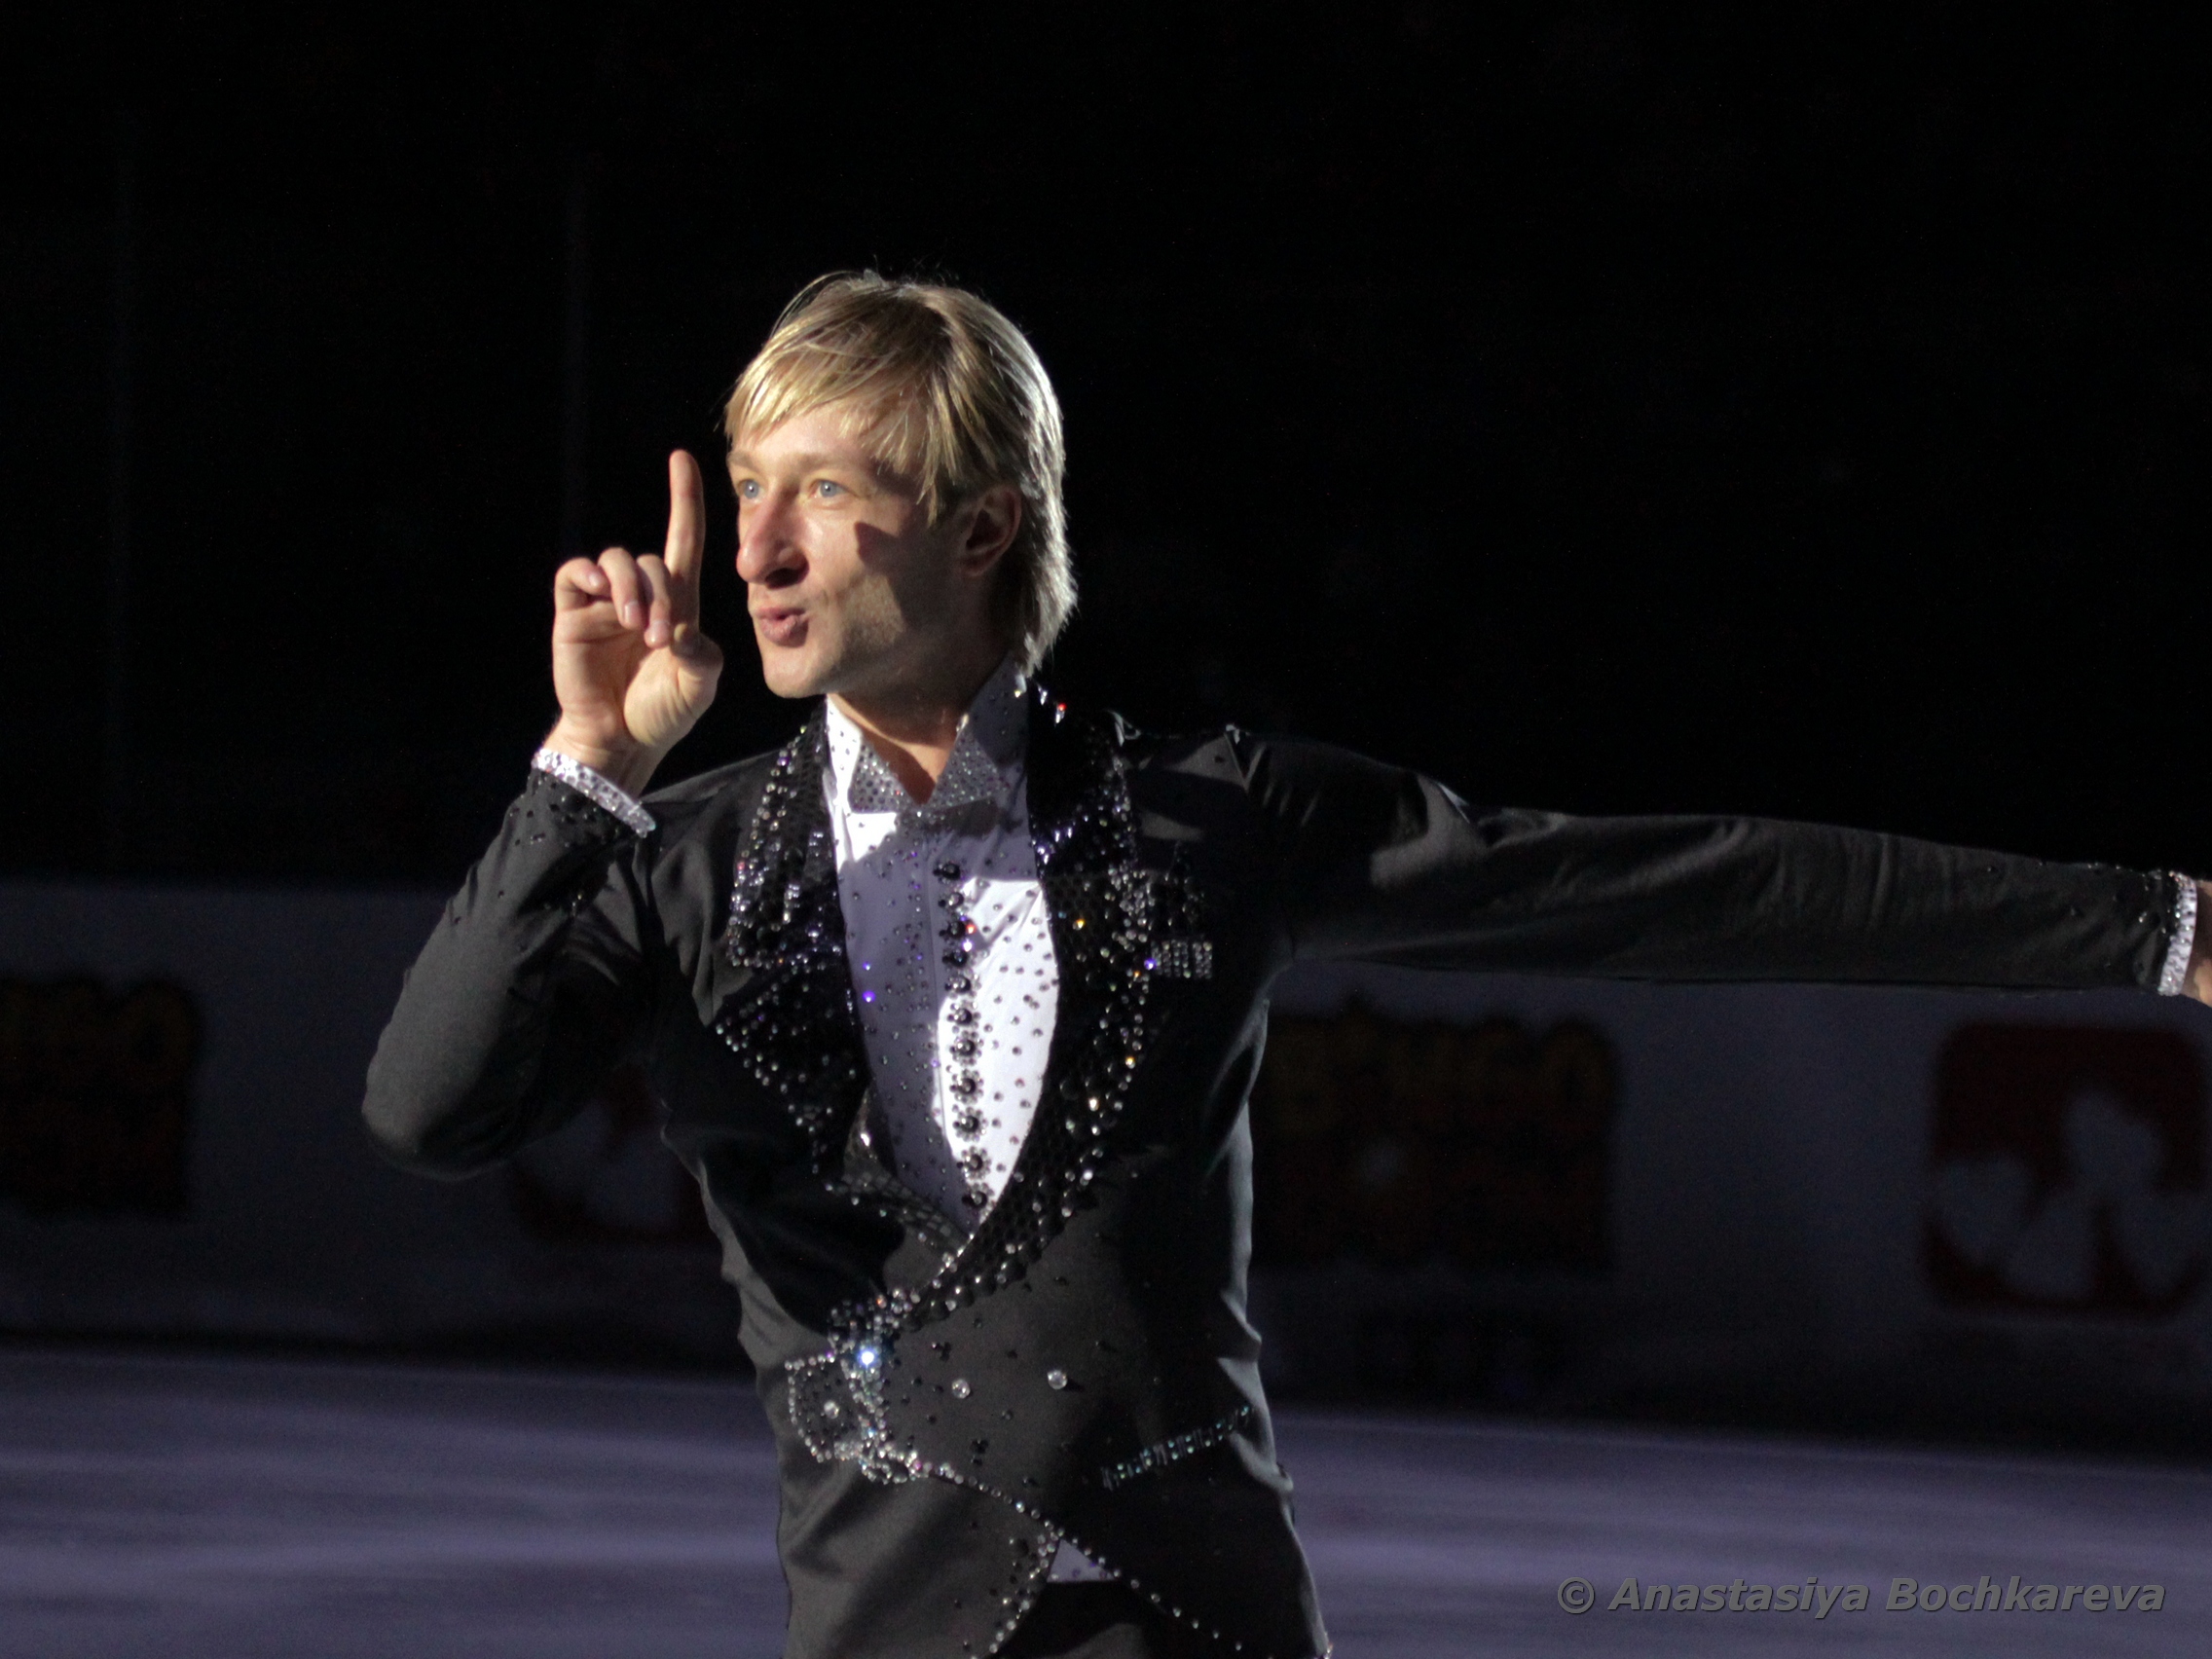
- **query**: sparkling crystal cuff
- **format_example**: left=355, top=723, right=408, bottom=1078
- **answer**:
left=2157, top=874, right=2197, bottom=997
left=530, top=748, right=657, bottom=836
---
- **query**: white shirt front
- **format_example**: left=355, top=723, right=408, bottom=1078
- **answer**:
left=822, top=660, right=1061, bottom=1224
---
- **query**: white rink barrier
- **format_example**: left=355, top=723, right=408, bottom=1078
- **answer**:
left=2, top=880, right=2207, bottom=1415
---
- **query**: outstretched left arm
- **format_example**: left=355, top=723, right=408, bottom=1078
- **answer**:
left=1235, top=732, right=2197, bottom=997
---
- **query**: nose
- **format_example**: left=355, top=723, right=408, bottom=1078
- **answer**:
left=736, top=495, right=805, bottom=586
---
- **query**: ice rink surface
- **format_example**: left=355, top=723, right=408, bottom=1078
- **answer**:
left=1, top=1346, right=2205, bottom=1657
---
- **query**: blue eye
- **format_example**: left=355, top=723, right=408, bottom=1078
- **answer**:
left=736, top=479, right=760, bottom=501
left=814, top=479, right=845, bottom=499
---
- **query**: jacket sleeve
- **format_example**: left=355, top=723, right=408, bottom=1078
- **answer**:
left=362, top=769, right=659, bottom=1177
left=1236, top=733, right=2183, bottom=991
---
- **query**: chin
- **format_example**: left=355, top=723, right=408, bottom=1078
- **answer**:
left=757, top=659, right=816, bottom=700
left=756, top=640, right=830, bottom=701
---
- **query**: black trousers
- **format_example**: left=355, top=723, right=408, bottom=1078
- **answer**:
left=998, top=1584, right=1229, bottom=1658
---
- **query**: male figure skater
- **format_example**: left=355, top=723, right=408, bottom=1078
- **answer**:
left=365, top=274, right=2209, bottom=1659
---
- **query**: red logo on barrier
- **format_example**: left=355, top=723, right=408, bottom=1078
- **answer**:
left=1927, top=1024, right=2207, bottom=1314
left=1249, top=1004, right=1616, bottom=1272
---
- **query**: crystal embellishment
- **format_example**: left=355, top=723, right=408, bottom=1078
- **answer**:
left=1096, top=1404, right=1253, bottom=1492
left=931, top=859, right=995, bottom=1211
left=786, top=1327, right=921, bottom=1486
left=1149, top=937, right=1214, bottom=980
left=530, top=747, right=657, bottom=836
left=2158, top=874, right=2198, bottom=997
left=714, top=720, right=869, bottom=1166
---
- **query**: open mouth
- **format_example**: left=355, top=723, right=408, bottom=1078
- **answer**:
left=754, top=608, right=807, bottom=647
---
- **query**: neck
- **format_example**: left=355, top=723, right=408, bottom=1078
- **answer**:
left=830, top=644, right=1006, bottom=802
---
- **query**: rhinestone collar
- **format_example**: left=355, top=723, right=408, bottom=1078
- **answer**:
left=827, top=656, right=1028, bottom=819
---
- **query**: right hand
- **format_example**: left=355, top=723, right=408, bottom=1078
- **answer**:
left=544, top=450, right=725, bottom=796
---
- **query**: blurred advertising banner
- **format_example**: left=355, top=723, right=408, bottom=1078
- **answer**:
left=1250, top=965, right=2212, bottom=1426
left=1250, top=1008, right=1616, bottom=1274
left=0, top=882, right=731, bottom=1365
left=2, top=879, right=2209, bottom=1426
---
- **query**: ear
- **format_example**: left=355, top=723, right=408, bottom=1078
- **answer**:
left=952, top=484, right=1023, bottom=579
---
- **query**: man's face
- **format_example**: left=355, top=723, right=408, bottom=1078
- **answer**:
left=729, top=404, right=977, bottom=704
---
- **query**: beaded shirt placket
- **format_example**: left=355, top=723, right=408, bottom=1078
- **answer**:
left=932, top=856, right=994, bottom=1212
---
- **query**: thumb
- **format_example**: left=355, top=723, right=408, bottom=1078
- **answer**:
left=670, top=615, right=721, bottom=665
left=672, top=625, right=725, bottom=695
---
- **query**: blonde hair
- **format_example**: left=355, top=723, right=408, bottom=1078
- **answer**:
left=722, top=273, right=1075, bottom=676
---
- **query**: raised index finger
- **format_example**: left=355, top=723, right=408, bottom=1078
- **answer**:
left=663, top=449, right=706, bottom=623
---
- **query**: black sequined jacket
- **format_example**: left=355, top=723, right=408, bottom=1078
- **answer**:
left=362, top=687, right=2185, bottom=1659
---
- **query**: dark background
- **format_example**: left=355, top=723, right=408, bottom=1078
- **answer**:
left=5, top=2, right=2206, bottom=888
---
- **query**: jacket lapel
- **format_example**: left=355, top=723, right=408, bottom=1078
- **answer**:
left=709, top=710, right=871, bottom=1171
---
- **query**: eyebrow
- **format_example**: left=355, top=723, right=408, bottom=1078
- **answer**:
left=726, top=450, right=871, bottom=474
